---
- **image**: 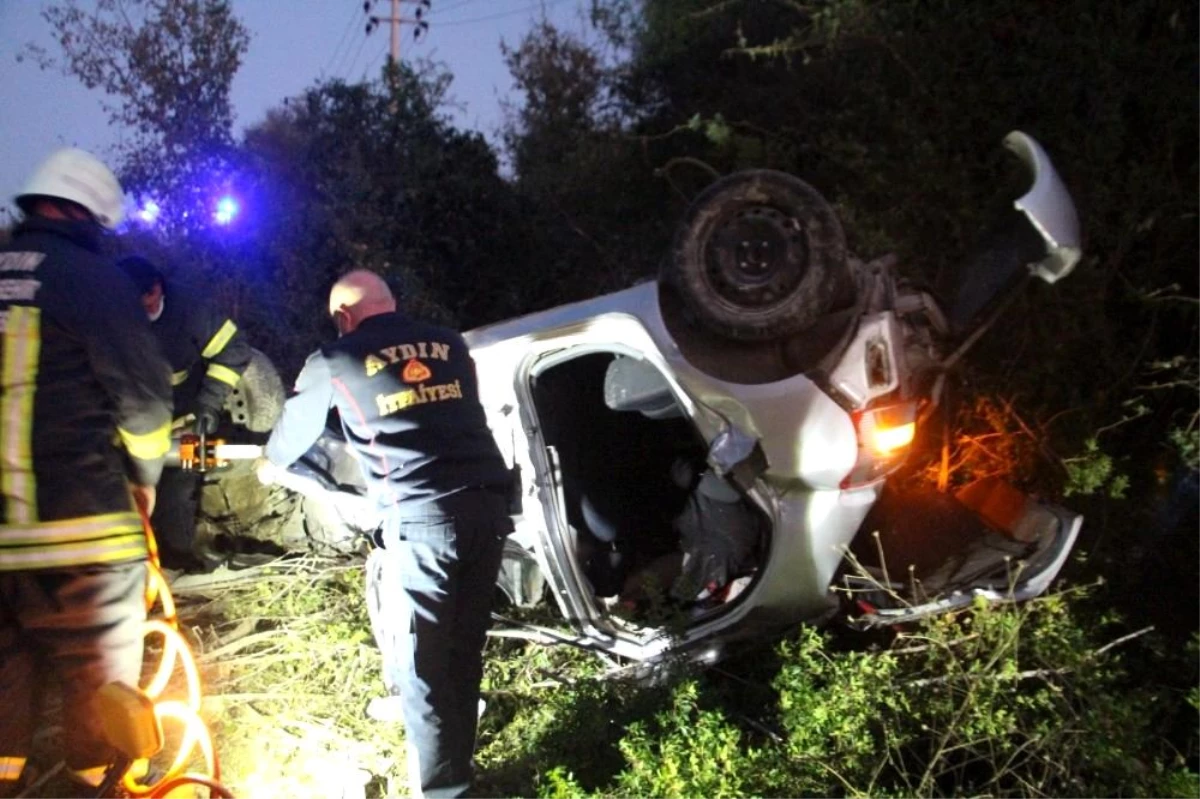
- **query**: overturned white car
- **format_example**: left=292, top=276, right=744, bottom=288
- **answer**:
left=205, top=131, right=1084, bottom=666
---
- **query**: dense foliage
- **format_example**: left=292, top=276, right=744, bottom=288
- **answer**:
left=236, top=64, right=530, bottom=369
left=177, top=560, right=1197, bottom=798
left=517, top=592, right=1196, bottom=798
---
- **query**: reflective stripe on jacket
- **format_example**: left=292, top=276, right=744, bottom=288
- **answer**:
left=0, top=217, right=173, bottom=571
left=150, top=281, right=251, bottom=421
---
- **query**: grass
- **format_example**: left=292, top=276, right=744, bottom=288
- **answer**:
left=161, top=554, right=1198, bottom=799
left=170, top=555, right=407, bottom=798
left=169, top=554, right=626, bottom=798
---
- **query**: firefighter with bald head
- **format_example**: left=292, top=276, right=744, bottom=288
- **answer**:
left=115, top=254, right=252, bottom=572
left=0, top=149, right=173, bottom=795
left=257, top=269, right=512, bottom=798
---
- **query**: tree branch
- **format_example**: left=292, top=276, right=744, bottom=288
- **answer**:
left=907, top=625, right=1155, bottom=688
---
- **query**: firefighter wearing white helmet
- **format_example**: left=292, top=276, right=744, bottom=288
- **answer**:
left=14, top=146, right=127, bottom=229
left=0, top=148, right=173, bottom=795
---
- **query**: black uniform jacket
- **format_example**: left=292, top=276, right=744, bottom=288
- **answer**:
left=264, top=312, right=510, bottom=510
left=154, top=281, right=252, bottom=421
left=0, top=217, right=173, bottom=571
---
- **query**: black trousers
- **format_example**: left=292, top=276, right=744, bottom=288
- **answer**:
left=0, top=561, right=146, bottom=779
left=150, top=468, right=202, bottom=566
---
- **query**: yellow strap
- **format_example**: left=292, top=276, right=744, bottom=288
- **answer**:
left=200, top=320, right=237, bottom=359
left=205, top=362, right=242, bottom=387
left=170, top=368, right=190, bottom=386
left=0, top=756, right=25, bottom=781
left=118, top=419, right=171, bottom=460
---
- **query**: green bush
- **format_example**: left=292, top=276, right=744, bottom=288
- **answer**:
left=507, top=589, right=1196, bottom=798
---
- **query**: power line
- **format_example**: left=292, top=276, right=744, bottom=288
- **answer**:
left=342, top=25, right=372, bottom=81
left=426, top=0, right=480, bottom=16
left=433, top=0, right=571, bottom=27
left=322, top=4, right=362, bottom=78
left=362, top=41, right=390, bottom=81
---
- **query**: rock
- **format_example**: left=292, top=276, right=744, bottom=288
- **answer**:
left=197, top=459, right=377, bottom=557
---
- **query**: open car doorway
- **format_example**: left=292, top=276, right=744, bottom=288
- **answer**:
left=528, top=350, right=769, bottom=625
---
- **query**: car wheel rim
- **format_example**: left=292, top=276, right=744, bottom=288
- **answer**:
left=703, top=205, right=809, bottom=313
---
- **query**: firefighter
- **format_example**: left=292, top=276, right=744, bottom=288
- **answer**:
left=0, top=149, right=173, bottom=795
left=255, top=270, right=512, bottom=798
left=115, top=254, right=252, bottom=572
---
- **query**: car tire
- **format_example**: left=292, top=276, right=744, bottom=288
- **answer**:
left=664, top=169, right=849, bottom=341
left=224, top=347, right=286, bottom=432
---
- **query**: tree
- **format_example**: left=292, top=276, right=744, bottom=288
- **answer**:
left=501, top=20, right=687, bottom=303
left=25, top=0, right=264, bottom=390
left=241, top=63, right=530, bottom=373
left=567, top=0, right=1199, bottom=488
left=25, top=0, right=251, bottom=235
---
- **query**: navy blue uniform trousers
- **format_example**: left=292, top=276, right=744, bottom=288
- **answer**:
left=379, top=488, right=509, bottom=798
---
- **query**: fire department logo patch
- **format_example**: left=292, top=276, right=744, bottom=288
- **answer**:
left=402, top=359, right=432, bottom=383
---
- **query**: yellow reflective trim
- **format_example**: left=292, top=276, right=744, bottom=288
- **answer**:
left=206, top=362, right=241, bottom=387
left=171, top=368, right=190, bottom=386
left=0, top=516, right=142, bottom=546
left=0, top=510, right=140, bottom=531
left=72, top=766, right=107, bottom=787
left=0, top=756, right=25, bottom=781
left=200, top=320, right=237, bottom=359
left=118, top=419, right=171, bottom=460
left=0, top=533, right=148, bottom=571
left=0, top=306, right=40, bottom=524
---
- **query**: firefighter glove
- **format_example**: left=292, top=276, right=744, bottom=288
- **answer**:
left=195, top=407, right=221, bottom=435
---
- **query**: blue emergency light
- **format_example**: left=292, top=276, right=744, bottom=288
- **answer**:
left=135, top=200, right=161, bottom=224
left=214, top=196, right=239, bottom=225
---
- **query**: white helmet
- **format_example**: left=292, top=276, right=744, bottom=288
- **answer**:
left=16, top=148, right=125, bottom=229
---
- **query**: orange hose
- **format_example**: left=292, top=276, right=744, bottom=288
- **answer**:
left=147, top=774, right=235, bottom=799
left=122, top=701, right=219, bottom=796
left=128, top=505, right=233, bottom=797
left=142, top=619, right=202, bottom=710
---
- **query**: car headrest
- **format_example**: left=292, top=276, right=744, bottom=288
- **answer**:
left=603, top=356, right=682, bottom=419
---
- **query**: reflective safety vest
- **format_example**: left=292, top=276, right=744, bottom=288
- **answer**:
left=0, top=217, right=173, bottom=571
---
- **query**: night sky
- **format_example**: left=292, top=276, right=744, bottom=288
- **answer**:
left=0, top=0, right=589, bottom=221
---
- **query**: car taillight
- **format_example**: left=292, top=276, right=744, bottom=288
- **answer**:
left=841, top=401, right=919, bottom=488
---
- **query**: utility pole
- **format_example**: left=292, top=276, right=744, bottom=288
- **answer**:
left=390, top=0, right=399, bottom=66
left=363, top=0, right=431, bottom=66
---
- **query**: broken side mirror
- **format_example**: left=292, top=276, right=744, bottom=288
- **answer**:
left=946, top=131, right=1083, bottom=334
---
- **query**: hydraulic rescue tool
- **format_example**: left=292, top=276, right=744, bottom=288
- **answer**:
left=167, top=431, right=263, bottom=472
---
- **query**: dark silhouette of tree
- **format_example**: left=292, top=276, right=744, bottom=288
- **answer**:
left=25, top=0, right=251, bottom=235
left=242, top=64, right=530, bottom=373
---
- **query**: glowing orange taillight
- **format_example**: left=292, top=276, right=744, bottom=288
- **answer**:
left=842, top=402, right=920, bottom=488
left=870, top=420, right=916, bottom=454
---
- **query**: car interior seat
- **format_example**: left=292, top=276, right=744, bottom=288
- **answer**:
left=603, top=356, right=682, bottom=419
